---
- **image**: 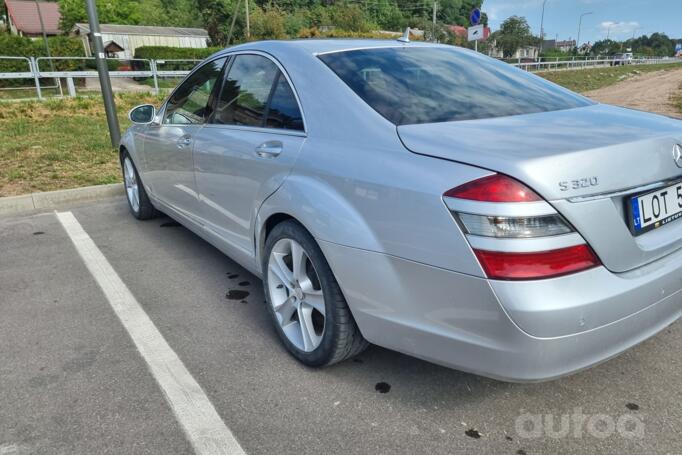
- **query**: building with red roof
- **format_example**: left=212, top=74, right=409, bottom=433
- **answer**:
left=4, top=0, right=61, bottom=37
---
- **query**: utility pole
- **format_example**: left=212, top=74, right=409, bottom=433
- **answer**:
left=85, top=0, right=120, bottom=147
left=226, top=0, right=242, bottom=45
left=539, top=0, right=548, bottom=56
left=577, top=11, right=593, bottom=54
left=245, top=0, right=250, bottom=40
left=432, top=1, right=437, bottom=42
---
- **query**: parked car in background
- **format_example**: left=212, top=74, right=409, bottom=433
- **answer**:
left=120, top=39, right=682, bottom=382
left=612, top=52, right=634, bottom=65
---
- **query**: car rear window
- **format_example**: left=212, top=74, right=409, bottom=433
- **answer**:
left=319, top=47, right=593, bottom=126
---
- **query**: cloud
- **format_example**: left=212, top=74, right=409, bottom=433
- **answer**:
left=599, top=21, right=640, bottom=37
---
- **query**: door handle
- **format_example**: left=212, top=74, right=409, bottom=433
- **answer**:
left=177, top=134, right=192, bottom=149
left=255, top=141, right=283, bottom=158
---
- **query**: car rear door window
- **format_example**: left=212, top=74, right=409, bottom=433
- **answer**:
left=265, top=74, right=304, bottom=131
left=212, top=55, right=279, bottom=127
left=163, top=57, right=227, bottom=125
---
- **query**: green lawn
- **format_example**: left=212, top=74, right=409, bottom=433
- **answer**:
left=538, top=62, right=682, bottom=93
left=674, top=84, right=682, bottom=113
left=0, top=92, right=164, bottom=196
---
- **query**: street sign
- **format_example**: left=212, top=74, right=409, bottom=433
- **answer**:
left=468, top=24, right=484, bottom=42
left=676, top=43, right=682, bottom=53
left=470, top=8, right=481, bottom=26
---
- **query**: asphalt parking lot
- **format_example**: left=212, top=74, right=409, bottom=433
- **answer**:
left=2, top=197, right=682, bottom=455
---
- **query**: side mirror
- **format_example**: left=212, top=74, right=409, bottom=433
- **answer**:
left=128, top=104, right=156, bottom=124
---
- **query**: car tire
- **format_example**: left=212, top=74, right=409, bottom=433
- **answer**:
left=262, top=220, right=368, bottom=366
left=121, top=152, right=158, bottom=220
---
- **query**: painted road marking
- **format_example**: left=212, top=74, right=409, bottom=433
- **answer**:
left=56, top=211, right=246, bottom=455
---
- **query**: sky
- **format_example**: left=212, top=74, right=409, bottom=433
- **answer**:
left=482, top=0, right=681, bottom=45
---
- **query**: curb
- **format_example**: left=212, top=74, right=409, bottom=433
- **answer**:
left=0, top=183, right=124, bottom=215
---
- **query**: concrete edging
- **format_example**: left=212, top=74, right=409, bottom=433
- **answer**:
left=0, top=183, right=124, bottom=215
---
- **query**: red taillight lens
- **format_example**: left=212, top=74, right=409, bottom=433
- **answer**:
left=474, top=245, right=600, bottom=280
left=444, top=174, right=542, bottom=202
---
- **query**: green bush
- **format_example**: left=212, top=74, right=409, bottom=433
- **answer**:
left=250, top=6, right=287, bottom=41
left=133, top=46, right=223, bottom=61
left=0, top=34, right=86, bottom=86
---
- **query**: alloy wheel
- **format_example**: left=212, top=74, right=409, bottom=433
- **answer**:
left=123, top=157, right=140, bottom=213
left=267, top=238, right=326, bottom=352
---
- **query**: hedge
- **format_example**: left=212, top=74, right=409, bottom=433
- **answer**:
left=133, top=46, right=223, bottom=61
left=0, top=35, right=85, bottom=70
left=0, top=34, right=87, bottom=86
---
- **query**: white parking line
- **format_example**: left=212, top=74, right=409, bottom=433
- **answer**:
left=56, top=211, right=246, bottom=455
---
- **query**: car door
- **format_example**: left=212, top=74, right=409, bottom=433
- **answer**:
left=139, top=56, right=227, bottom=220
left=193, top=53, right=306, bottom=259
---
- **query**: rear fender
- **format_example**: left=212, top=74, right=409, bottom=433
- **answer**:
left=255, top=175, right=382, bottom=268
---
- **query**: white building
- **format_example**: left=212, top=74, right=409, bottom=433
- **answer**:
left=488, top=43, right=540, bottom=61
left=72, top=23, right=209, bottom=60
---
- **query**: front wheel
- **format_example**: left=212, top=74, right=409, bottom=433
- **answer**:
left=121, top=152, right=158, bottom=220
left=262, top=220, right=368, bottom=366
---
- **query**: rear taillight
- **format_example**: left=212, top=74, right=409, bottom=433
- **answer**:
left=474, top=245, right=600, bottom=280
left=443, top=174, right=541, bottom=202
left=444, top=174, right=601, bottom=280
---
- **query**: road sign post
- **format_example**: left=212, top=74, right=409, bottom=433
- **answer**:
left=469, top=8, right=483, bottom=52
left=468, top=24, right=484, bottom=52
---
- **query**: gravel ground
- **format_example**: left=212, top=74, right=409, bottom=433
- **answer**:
left=585, top=68, right=682, bottom=118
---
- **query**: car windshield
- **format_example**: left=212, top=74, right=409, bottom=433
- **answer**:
left=319, top=46, right=593, bottom=126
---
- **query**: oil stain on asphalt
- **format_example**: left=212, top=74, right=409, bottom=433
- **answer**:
left=238, top=281, right=250, bottom=287
left=226, top=290, right=250, bottom=300
left=464, top=428, right=481, bottom=439
left=375, top=382, right=391, bottom=393
left=32, top=231, right=45, bottom=235
left=626, top=402, right=640, bottom=411
left=227, top=274, right=239, bottom=279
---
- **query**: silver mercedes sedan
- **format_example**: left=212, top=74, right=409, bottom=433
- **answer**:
left=120, top=39, right=682, bottom=382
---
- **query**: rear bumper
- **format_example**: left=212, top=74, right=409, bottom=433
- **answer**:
left=319, top=240, right=682, bottom=382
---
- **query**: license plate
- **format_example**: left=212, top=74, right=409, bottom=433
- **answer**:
left=629, top=181, right=682, bottom=235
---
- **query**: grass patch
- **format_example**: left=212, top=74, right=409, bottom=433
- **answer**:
left=0, top=92, right=164, bottom=196
left=673, top=84, right=682, bottom=115
left=539, top=62, right=682, bottom=93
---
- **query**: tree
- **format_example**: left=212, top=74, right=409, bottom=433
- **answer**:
left=250, top=6, right=287, bottom=40
left=196, top=0, right=235, bottom=45
left=495, top=16, right=533, bottom=58
left=58, top=0, right=141, bottom=31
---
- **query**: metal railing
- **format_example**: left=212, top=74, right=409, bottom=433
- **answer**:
left=0, top=54, right=680, bottom=101
left=0, top=56, right=203, bottom=100
left=512, top=57, right=680, bottom=72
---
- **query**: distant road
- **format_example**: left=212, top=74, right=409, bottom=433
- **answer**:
left=585, top=68, right=682, bottom=118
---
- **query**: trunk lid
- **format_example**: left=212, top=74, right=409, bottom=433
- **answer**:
left=398, top=104, right=682, bottom=272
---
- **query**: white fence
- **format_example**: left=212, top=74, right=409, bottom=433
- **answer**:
left=512, top=57, right=680, bottom=72
left=0, top=56, right=202, bottom=100
left=0, top=55, right=680, bottom=101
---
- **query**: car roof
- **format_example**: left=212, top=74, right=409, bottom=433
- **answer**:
left=221, top=38, right=444, bottom=56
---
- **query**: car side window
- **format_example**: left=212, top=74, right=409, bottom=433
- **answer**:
left=164, top=57, right=227, bottom=125
left=265, top=74, right=304, bottom=131
left=212, top=54, right=279, bottom=127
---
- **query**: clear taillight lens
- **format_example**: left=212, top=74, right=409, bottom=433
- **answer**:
left=457, top=213, right=573, bottom=238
